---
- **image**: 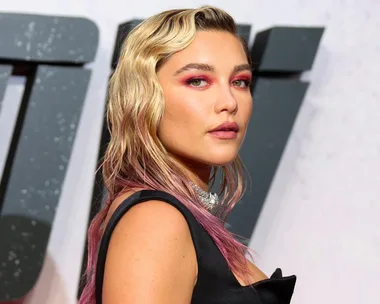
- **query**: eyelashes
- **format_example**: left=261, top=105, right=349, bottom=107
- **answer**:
left=184, top=76, right=252, bottom=89
left=231, top=78, right=252, bottom=88
left=185, top=78, right=209, bottom=87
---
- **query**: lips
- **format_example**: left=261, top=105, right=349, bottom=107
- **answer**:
left=208, top=122, right=239, bottom=139
left=209, top=122, right=239, bottom=133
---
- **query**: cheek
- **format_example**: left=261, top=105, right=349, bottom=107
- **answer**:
left=247, top=101, right=253, bottom=119
left=158, top=92, right=202, bottom=147
left=240, top=97, right=253, bottom=123
left=162, top=91, right=206, bottom=128
left=158, top=97, right=204, bottom=158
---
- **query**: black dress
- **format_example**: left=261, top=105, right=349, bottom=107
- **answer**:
left=95, top=190, right=296, bottom=303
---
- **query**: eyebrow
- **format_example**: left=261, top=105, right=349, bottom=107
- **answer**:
left=173, top=63, right=252, bottom=76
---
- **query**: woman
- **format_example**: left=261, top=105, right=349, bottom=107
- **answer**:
left=79, top=6, right=296, bottom=304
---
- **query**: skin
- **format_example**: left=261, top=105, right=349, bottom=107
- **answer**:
left=103, top=30, right=267, bottom=304
left=157, top=30, right=253, bottom=190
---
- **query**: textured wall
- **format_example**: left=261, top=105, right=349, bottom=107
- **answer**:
left=0, top=0, right=379, bottom=303
left=248, top=2, right=380, bottom=304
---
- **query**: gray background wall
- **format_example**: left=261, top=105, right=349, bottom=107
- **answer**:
left=0, top=0, right=379, bottom=303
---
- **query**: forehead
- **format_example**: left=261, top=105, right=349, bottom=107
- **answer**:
left=162, top=30, right=248, bottom=71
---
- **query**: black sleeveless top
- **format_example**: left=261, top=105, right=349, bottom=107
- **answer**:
left=95, top=190, right=296, bottom=303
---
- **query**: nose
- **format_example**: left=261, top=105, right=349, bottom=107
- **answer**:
left=214, top=84, right=238, bottom=115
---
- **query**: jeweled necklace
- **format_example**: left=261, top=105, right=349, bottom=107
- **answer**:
left=190, top=181, right=219, bottom=210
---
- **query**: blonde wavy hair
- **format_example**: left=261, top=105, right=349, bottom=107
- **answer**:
left=79, top=6, right=255, bottom=303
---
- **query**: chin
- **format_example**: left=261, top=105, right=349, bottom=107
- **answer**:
left=205, top=152, right=238, bottom=166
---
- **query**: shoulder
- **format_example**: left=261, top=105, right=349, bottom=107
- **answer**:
left=102, top=190, right=197, bottom=303
left=106, top=191, right=194, bottom=245
left=104, top=190, right=189, bottom=233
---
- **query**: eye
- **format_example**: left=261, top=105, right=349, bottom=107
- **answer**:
left=232, top=79, right=250, bottom=88
left=186, top=78, right=208, bottom=87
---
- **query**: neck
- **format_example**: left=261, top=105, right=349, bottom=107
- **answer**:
left=169, top=154, right=211, bottom=191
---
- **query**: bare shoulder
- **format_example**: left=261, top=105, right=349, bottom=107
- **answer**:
left=102, top=191, right=197, bottom=304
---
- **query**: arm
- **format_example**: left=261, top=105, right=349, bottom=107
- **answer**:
left=102, top=200, right=197, bottom=304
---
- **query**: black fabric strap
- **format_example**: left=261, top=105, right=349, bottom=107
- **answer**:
left=94, top=190, right=206, bottom=304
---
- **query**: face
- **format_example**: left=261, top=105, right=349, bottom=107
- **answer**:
left=157, top=30, right=253, bottom=168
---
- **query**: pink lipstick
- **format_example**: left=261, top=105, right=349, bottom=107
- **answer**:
left=208, top=122, right=239, bottom=139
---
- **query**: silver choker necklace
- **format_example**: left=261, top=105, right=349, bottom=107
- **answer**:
left=190, top=181, right=219, bottom=210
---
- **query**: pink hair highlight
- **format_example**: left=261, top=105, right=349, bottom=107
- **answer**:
left=78, top=6, right=256, bottom=303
